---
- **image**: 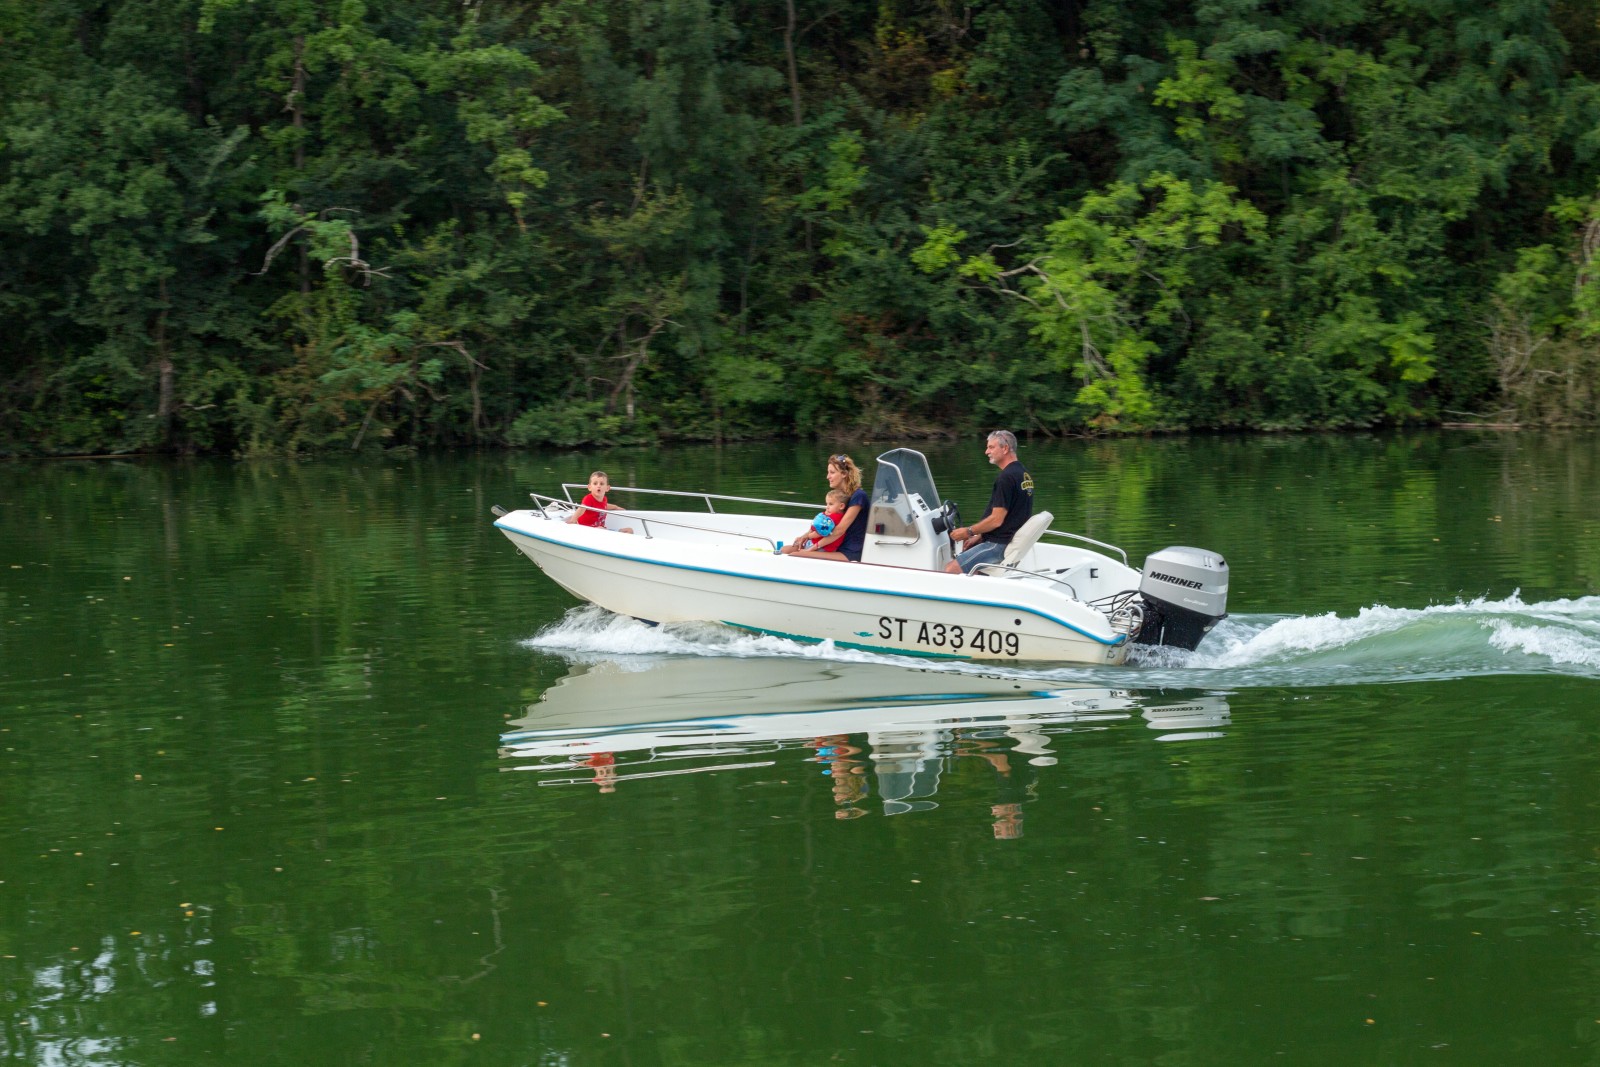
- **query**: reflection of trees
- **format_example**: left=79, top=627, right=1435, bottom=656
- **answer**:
left=3, top=446, right=1600, bottom=1063
left=3, top=456, right=577, bottom=1061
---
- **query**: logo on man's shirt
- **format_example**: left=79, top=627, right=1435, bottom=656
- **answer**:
left=1021, top=473, right=1034, bottom=495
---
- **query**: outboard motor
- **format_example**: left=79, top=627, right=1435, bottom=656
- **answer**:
left=1134, top=546, right=1229, bottom=650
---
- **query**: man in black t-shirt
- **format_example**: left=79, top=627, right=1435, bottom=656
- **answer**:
left=945, top=430, right=1035, bottom=574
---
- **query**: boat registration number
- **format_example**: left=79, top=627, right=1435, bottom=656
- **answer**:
left=877, top=616, right=1019, bottom=656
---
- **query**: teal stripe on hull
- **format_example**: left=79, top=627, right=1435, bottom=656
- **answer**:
left=722, top=622, right=967, bottom=660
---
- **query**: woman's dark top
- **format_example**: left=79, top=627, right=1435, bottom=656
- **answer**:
left=838, top=488, right=870, bottom=561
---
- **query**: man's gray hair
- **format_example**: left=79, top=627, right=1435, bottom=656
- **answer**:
left=987, top=429, right=1018, bottom=453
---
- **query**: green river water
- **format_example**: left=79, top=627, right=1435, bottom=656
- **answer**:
left=4, top=432, right=1600, bottom=1065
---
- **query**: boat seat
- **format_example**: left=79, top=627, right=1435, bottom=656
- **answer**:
left=1001, top=511, right=1053, bottom=567
left=973, top=511, right=1054, bottom=578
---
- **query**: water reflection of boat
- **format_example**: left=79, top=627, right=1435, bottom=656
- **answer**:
left=501, top=657, right=1230, bottom=817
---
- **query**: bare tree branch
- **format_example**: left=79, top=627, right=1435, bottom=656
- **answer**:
left=253, top=224, right=311, bottom=275
left=325, top=228, right=394, bottom=285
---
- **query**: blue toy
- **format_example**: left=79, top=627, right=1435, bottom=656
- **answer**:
left=813, top=513, right=835, bottom=537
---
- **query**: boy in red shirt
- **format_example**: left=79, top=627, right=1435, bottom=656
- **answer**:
left=568, top=471, right=633, bottom=533
left=795, top=489, right=848, bottom=551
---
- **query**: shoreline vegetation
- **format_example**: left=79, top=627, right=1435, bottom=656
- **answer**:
left=0, top=422, right=1577, bottom=465
left=2, top=0, right=1598, bottom=457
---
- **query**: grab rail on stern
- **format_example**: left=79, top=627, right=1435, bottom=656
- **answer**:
left=1038, top=528, right=1129, bottom=566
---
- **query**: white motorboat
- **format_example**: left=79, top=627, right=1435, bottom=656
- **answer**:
left=491, top=448, right=1228, bottom=666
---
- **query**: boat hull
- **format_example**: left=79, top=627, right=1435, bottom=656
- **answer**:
left=495, top=511, right=1131, bottom=665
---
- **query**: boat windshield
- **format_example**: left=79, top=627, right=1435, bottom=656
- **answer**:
left=869, top=449, right=941, bottom=540
left=874, top=449, right=940, bottom=508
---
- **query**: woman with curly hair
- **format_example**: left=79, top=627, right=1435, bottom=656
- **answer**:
left=782, top=453, right=869, bottom=562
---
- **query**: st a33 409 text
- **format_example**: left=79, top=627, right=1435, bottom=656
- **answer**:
left=877, top=616, right=1019, bottom=655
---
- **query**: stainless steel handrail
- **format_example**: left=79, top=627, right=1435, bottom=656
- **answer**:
left=971, top=562, right=1080, bottom=599
left=559, top=483, right=820, bottom=515
left=1039, top=529, right=1129, bottom=566
left=528, top=492, right=785, bottom=550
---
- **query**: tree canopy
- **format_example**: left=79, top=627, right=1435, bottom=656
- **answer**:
left=2, top=0, right=1598, bottom=454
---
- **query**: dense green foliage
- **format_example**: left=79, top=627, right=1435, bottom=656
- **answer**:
left=3, top=0, right=1599, bottom=454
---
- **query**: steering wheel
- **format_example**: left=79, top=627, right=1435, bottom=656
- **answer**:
left=939, top=499, right=961, bottom=539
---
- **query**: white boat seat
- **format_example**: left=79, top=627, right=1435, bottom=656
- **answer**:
left=972, top=511, right=1054, bottom=578
left=1001, top=511, right=1053, bottom=567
